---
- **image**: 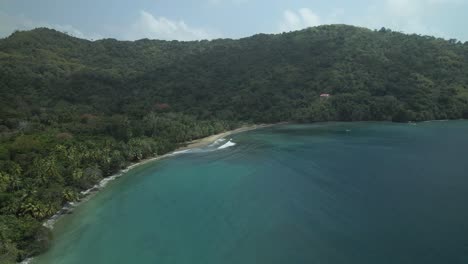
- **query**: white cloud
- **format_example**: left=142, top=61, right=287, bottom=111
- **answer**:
left=277, top=1, right=465, bottom=40
left=0, top=11, right=100, bottom=40
left=299, top=8, right=321, bottom=27
left=0, top=10, right=218, bottom=41
left=123, top=10, right=217, bottom=41
left=350, top=0, right=464, bottom=38
left=279, top=8, right=321, bottom=32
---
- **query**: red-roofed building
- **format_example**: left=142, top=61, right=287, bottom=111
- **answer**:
left=155, top=103, right=170, bottom=110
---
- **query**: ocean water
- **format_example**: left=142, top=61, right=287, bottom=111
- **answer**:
left=35, top=122, right=468, bottom=264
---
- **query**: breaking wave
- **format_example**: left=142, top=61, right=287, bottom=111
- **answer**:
left=169, top=149, right=192, bottom=156
left=218, top=139, right=236, bottom=149
left=41, top=137, right=238, bottom=231
left=209, top=138, right=226, bottom=147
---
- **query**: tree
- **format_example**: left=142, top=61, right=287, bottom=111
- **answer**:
left=31, top=157, right=62, bottom=186
left=0, top=172, right=10, bottom=193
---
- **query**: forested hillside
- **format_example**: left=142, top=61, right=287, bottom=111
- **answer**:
left=1, top=25, right=468, bottom=262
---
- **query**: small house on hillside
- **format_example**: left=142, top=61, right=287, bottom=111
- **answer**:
left=320, top=93, right=331, bottom=98
left=155, top=103, right=170, bottom=110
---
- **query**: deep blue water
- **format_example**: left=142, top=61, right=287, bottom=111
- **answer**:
left=35, top=122, right=468, bottom=264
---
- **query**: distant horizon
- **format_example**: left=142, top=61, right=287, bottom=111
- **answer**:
left=1, top=0, right=467, bottom=42
left=3, top=24, right=467, bottom=44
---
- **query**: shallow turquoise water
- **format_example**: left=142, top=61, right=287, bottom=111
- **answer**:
left=35, top=122, right=468, bottom=264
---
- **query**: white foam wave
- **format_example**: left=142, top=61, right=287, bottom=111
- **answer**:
left=80, top=174, right=121, bottom=196
left=41, top=137, right=237, bottom=231
left=170, top=149, right=191, bottom=156
left=43, top=171, right=126, bottom=230
left=209, top=138, right=226, bottom=147
left=218, top=139, right=236, bottom=149
left=423, top=119, right=449, bottom=123
left=20, top=258, right=34, bottom=264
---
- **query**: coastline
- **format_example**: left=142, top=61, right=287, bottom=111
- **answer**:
left=22, top=123, right=276, bottom=263
left=180, top=123, right=274, bottom=150
left=41, top=123, right=274, bottom=231
left=33, top=118, right=464, bottom=229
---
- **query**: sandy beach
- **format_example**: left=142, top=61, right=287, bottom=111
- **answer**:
left=180, top=123, right=274, bottom=150
left=41, top=123, right=275, bottom=231
left=116, top=123, right=274, bottom=172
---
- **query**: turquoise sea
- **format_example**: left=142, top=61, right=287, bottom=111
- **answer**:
left=35, top=122, right=468, bottom=264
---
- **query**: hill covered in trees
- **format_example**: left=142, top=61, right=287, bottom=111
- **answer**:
left=1, top=25, right=468, bottom=262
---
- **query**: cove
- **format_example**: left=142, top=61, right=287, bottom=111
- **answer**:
left=34, top=122, right=468, bottom=264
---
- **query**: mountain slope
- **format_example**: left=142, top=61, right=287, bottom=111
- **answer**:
left=1, top=25, right=468, bottom=122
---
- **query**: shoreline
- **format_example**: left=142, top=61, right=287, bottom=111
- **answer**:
left=26, top=123, right=276, bottom=264
left=39, top=117, right=455, bottom=229
left=180, top=123, right=275, bottom=150
left=41, top=123, right=275, bottom=231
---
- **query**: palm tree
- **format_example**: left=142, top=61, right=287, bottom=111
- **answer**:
left=0, top=172, right=10, bottom=192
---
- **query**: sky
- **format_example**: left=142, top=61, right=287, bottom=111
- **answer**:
left=0, top=0, right=467, bottom=41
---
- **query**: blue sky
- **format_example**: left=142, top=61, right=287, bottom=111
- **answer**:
left=0, top=0, right=467, bottom=41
